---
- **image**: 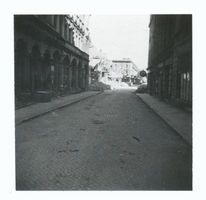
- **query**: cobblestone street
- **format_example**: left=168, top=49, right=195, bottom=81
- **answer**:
left=16, top=89, right=192, bottom=190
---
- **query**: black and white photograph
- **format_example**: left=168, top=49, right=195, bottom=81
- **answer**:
left=14, top=14, right=192, bottom=190
left=2, top=0, right=206, bottom=199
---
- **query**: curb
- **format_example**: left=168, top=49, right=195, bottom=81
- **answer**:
left=16, top=91, right=103, bottom=126
left=136, top=93, right=192, bottom=146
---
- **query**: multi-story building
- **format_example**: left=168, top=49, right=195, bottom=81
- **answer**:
left=147, top=15, right=192, bottom=107
left=67, top=15, right=91, bottom=54
left=110, top=59, right=139, bottom=84
left=14, top=15, right=91, bottom=107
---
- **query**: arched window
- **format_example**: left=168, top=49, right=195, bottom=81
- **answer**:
left=63, top=55, right=70, bottom=88
left=53, top=51, right=61, bottom=92
left=71, top=59, right=77, bottom=88
left=42, top=50, right=51, bottom=90
left=31, top=45, right=41, bottom=91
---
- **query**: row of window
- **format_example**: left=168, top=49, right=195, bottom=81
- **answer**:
left=38, top=15, right=89, bottom=52
left=149, top=15, right=192, bottom=67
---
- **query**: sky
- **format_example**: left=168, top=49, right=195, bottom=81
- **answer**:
left=89, top=15, right=150, bottom=70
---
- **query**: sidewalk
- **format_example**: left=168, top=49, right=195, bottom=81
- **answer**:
left=136, top=93, right=192, bottom=145
left=16, top=91, right=102, bottom=125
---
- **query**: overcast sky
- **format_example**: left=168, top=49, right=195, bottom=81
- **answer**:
left=89, top=15, right=150, bottom=70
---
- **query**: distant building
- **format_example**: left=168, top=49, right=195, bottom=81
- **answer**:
left=147, top=15, right=192, bottom=107
left=15, top=15, right=91, bottom=107
left=89, top=48, right=139, bottom=85
left=110, top=59, right=139, bottom=84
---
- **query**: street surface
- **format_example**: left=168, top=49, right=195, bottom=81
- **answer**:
left=16, top=89, right=192, bottom=190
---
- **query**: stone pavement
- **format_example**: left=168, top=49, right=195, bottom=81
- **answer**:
left=16, top=90, right=192, bottom=190
left=15, top=91, right=102, bottom=125
left=136, top=93, right=192, bottom=145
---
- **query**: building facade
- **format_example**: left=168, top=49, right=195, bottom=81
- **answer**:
left=14, top=15, right=90, bottom=107
left=147, top=15, right=192, bottom=107
left=111, top=59, right=139, bottom=84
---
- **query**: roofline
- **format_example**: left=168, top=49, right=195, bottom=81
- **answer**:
left=112, top=60, right=132, bottom=63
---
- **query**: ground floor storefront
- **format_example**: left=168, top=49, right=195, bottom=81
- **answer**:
left=147, top=45, right=192, bottom=108
left=15, top=17, right=89, bottom=109
left=15, top=44, right=89, bottom=108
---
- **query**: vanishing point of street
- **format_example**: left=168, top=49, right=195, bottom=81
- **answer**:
left=16, top=89, right=192, bottom=190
